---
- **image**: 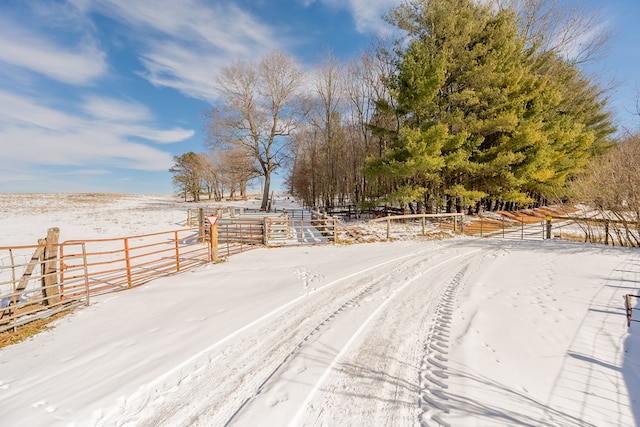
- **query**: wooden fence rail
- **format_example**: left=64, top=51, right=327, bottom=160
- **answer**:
left=465, top=216, right=548, bottom=240
left=369, top=213, right=465, bottom=239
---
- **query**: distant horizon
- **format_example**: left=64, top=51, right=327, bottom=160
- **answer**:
left=0, top=189, right=289, bottom=196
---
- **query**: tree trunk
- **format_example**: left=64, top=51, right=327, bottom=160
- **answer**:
left=446, top=196, right=454, bottom=213
left=261, top=172, right=271, bottom=211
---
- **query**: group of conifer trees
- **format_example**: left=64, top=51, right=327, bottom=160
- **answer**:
left=288, top=0, right=615, bottom=213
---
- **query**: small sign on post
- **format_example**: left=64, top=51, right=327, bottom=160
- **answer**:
left=206, top=215, right=219, bottom=226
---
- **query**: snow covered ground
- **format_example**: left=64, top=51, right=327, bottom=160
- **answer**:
left=0, top=194, right=638, bottom=426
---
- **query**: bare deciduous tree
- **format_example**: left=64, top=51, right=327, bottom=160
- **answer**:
left=288, top=49, right=397, bottom=210
left=200, top=152, right=223, bottom=201
left=496, top=0, right=612, bottom=64
left=219, top=147, right=260, bottom=199
left=207, top=51, right=305, bottom=210
left=570, top=132, right=640, bottom=246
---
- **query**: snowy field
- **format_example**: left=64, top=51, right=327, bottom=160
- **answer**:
left=0, top=194, right=639, bottom=426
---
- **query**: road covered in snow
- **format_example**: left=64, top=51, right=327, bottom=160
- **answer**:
left=0, top=235, right=638, bottom=426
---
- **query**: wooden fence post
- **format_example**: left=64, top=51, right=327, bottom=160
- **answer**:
left=263, top=218, right=270, bottom=245
left=299, top=219, right=304, bottom=242
left=198, top=208, right=205, bottom=242
left=386, top=216, right=391, bottom=241
left=210, top=223, right=219, bottom=262
left=545, top=216, right=552, bottom=240
left=41, top=227, right=60, bottom=306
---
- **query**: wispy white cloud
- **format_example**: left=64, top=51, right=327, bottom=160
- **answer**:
left=83, top=97, right=154, bottom=123
left=137, top=42, right=225, bottom=101
left=0, top=91, right=193, bottom=175
left=81, top=96, right=195, bottom=143
left=0, top=17, right=107, bottom=85
left=344, top=0, right=401, bottom=34
left=0, top=171, right=35, bottom=185
left=60, top=169, right=112, bottom=176
left=0, top=125, right=175, bottom=172
left=84, top=0, right=284, bottom=101
left=306, top=0, right=401, bottom=35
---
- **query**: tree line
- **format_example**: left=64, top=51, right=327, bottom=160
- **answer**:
left=170, top=0, right=617, bottom=213
left=169, top=148, right=257, bottom=202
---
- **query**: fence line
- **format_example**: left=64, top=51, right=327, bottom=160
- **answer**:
left=466, top=216, right=547, bottom=240
left=2, top=205, right=606, bottom=333
left=467, top=213, right=640, bottom=246
left=1, top=227, right=213, bottom=333
left=1, top=214, right=338, bottom=332
left=265, top=217, right=338, bottom=245
left=554, top=216, right=640, bottom=247
left=369, top=213, right=465, bottom=239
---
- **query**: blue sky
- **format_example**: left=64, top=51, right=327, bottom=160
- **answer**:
left=0, top=0, right=638, bottom=194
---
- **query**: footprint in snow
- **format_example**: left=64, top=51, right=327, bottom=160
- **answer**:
left=32, top=400, right=47, bottom=408
left=268, top=393, right=289, bottom=407
left=482, top=342, right=495, bottom=352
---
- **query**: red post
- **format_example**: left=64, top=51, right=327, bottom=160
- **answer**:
left=82, top=243, right=90, bottom=306
left=210, top=224, right=218, bottom=262
left=59, top=244, right=65, bottom=300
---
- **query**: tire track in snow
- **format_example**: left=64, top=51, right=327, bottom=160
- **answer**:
left=418, top=265, right=469, bottom=427
left=105, top=244, right=459, bottom=426
left=284, top=247, right=484, bottom=427
left=223, top=271, right=388, bottom=425
left=223, top=247, right=465, bottom=426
